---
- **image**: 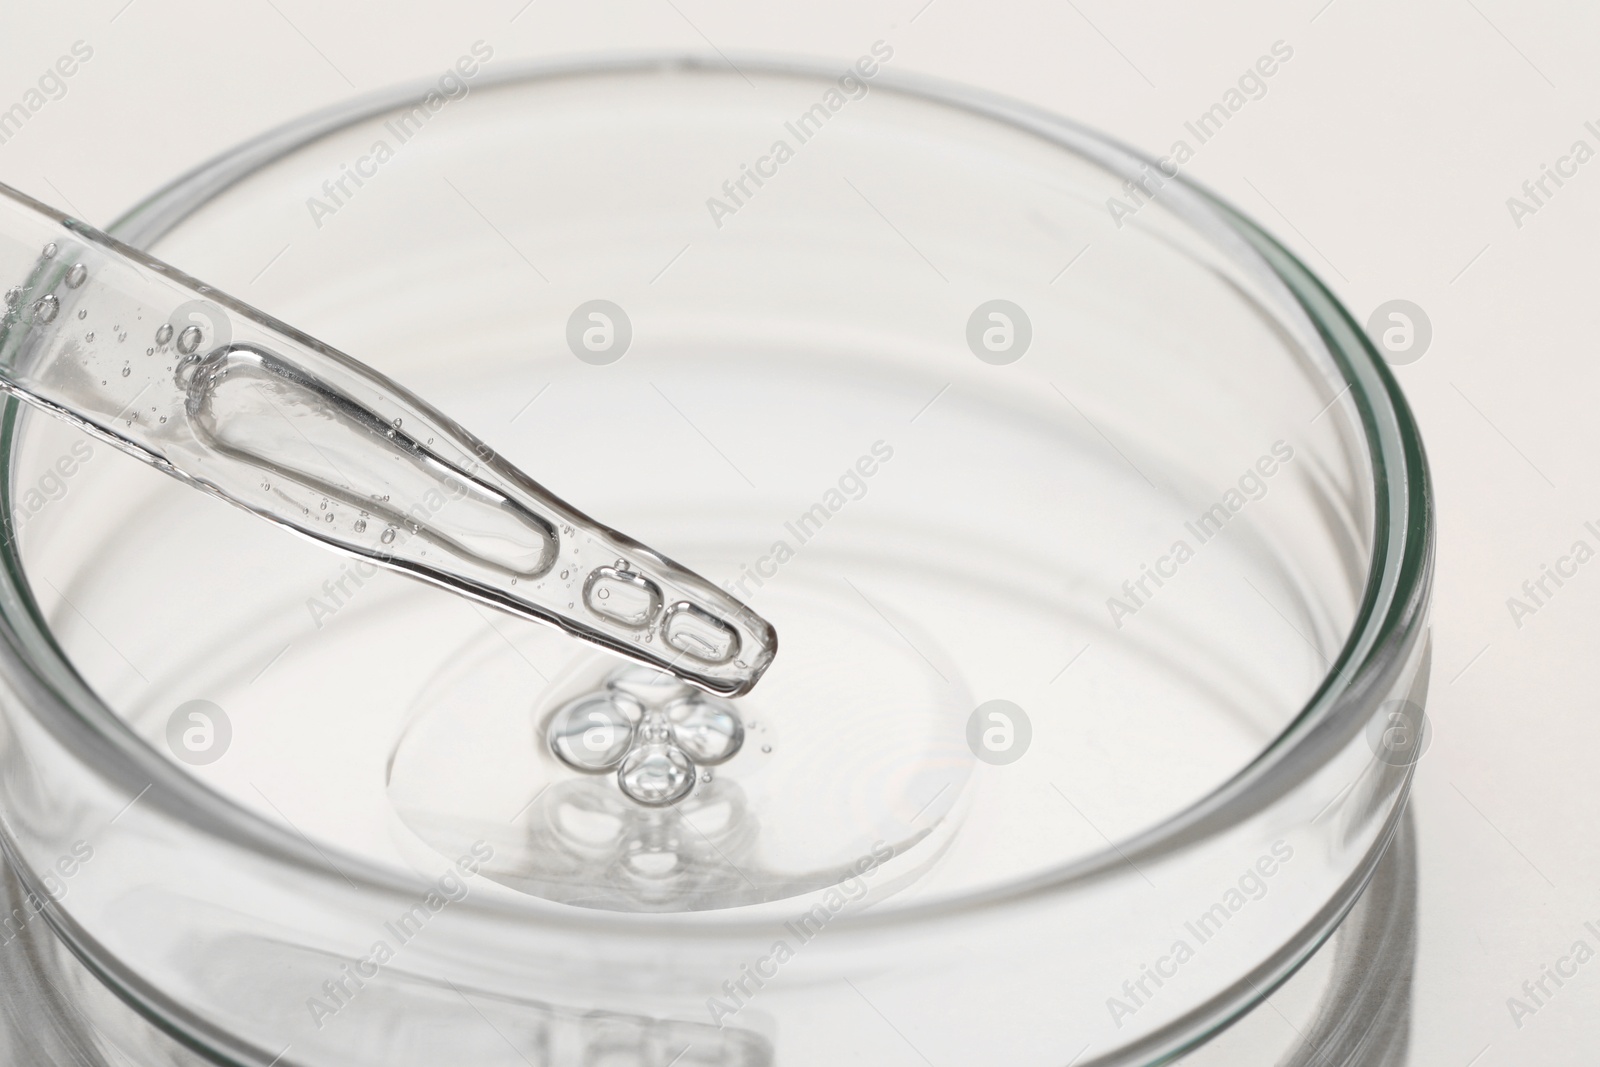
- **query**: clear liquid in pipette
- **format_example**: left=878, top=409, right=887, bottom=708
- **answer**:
left=2, top=233, right=775, bottom=703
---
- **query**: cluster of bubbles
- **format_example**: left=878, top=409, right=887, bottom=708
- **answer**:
left=548, top=665, right=744, bottom=806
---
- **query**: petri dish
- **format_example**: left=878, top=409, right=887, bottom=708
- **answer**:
left=0, top=810, right=1420, bottom=1064
left=0, top=55, right=1431, bottom=1065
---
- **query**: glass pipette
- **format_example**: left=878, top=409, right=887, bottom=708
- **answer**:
left=0, top=182, right=776, bottom=697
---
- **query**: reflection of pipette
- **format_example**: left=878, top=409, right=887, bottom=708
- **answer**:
left=0, top=182, right=776, bottom=697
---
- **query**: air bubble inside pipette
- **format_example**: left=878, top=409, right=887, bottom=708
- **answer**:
left=0, top=186, right=777, bottom=697
left=182, top=343, right=559, bottom=577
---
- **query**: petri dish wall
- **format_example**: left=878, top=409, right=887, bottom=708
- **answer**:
left=0, top=56, right=1430, bottom=1065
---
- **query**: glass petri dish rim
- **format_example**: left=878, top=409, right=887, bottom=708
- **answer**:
left=0, top=52, right=1432, bottom=942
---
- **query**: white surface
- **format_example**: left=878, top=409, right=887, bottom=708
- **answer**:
left=0, top=1, right=1591, bottom=1063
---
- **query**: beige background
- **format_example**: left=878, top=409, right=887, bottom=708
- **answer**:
left=3, top=1, right=1597, bottom=1062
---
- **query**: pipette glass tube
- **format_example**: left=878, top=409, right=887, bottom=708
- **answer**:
left=0, top=182, right=776, bottom=696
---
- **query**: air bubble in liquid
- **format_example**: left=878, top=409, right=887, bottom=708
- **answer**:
left=176, top=325, right=203, bottom=355
left=64, top=263, right=87, bottom=289
left=354, top=518, right=367, bottom=533
left=155, top=323, right=173, bottom=345
left=380, top=527, right=396, bottom=545
left=85, top=332, right=94, bottom=343
left=661, top=602, right=739, bottom=665
left=617, top=742, right=695, bottom=806
left=33, top=295, right=58, bottom=324
left=583, top=565, right=661, bottom=628
left=41, top=242, right=56, bottom=259
left=4, top=287, right=20, bottom=307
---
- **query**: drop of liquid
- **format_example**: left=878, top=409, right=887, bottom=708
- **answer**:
left=33, top=295, right=58, bottom=324
left=354, top=518, right=367, bottom=533
left=79, top=310, right=89, bottom=321
left=64, top=263, right=87, bottom=289
left=548, top=693, right=638, bottom=772
left=665, top=694, right=744, bottom=765
left=617, top=743, right=695, bottom=806
left=41, top=242, right=56, bottom=260
left=85, top=332, right=95, bottom=343
left=176, top=325, right=203, bottom=355
left=155, top=323, right=173, bottom=345
left=121, top=366, right=130, bottom=377
left=380, top=527, right=396, bottom=545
